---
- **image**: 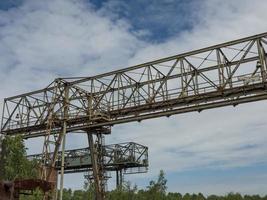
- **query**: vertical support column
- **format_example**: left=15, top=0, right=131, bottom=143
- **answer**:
left=116, top=170, right=119, bottom=189
left=87, top=132, right=103, bottom=200
left=180, top=59, right=188, bottom=97
left=54, top=173, right=58, bottom=200
left=116, top=169, right=123, bottom=189
left=0, top=100, right=5, bottom=179
left=42, top=80, right=62, bottom=200
left=257, top=39, right=267, bottom=81
left=87, top=91, right=104, bottom=199
left=119, top=170, right=123, bottom=188
left=216, top=49, right=225, bottom=88
left=59, top=134, right=66, bottom=200
left=194, top=70, right=198, bottom=95
left=59, top=84, right=69, bottom=200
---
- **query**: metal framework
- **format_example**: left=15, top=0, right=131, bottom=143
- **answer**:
left=1, top=32, right=267, bottom=199
left=28, top=142, right=148, bottom=188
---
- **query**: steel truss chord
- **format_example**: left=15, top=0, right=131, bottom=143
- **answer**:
left=2, top=32, right=267, bottom=138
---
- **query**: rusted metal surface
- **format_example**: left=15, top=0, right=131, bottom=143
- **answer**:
left=0, top=179, right=54, bottom=200
left=13, top=179, right=54, bottom=192
left=0, top=181, right=15, bottom=200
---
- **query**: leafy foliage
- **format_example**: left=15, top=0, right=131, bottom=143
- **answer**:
left=146, top=169, right=167, bottom=199
left=0, top=135, right=41, bottom=199
left=20, top=189, right=43, bottom=200
left=59, top=190, right=267, bottom=200
left=57, top=172, right=267, bottom=200
left=0, top=135, right=38, bottom=180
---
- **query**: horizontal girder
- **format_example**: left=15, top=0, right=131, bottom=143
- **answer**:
left=27, top=142, right=148, bottom=174
left=1, top=32, right=267, bottom=137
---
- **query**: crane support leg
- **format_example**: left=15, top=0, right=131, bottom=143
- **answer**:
left=116, top=169, right=123, bottom=189
left=87, top=132, right=105, bottom=200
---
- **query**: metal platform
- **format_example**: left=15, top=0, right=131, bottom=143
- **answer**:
left=27, top=142, right=148, bottom=174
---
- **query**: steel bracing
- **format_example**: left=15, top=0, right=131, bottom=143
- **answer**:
left=2, top=32, right=267, bottom=137
left=27, top=141, right=148, bottom=198
left=27, top=142, right=148, bottom=174
left=1, top=32, right=267, bottom=199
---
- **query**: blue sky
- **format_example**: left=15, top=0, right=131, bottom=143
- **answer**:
left=0, top=0, right=199, bottom=42
left=89, top=0, right=200, bottom=42
left=0, top=0, right=267, bottom=196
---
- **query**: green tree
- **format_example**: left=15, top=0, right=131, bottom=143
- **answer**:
left=83, top=183, right=95, bottom=200
left=207, top=194, right=221, bottom=200
left=167, top=192, right=182, bottom=200
left=183, top=193, right=192, bottom=200
left=108, top=181, right=138, bottom=200
left=20, top=189, right=43, bottom=200
left=136, top=189, right=148, bottom=200
left=62, top=188, right=72, bottom=200
left=227, top=193, right=243, bottom=200
left=197, top=193, right=206, bottom=200
left=0, top=135, right=38, bottom=180
left=72, top=190, right=85, bottom=200
left=0, top=135, right=41, bottom=199
left=147, top=170, right=168, bottom=200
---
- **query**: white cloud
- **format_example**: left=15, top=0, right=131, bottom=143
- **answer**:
left=0, top=0, right=145, bottom=98
left=1, top=0, right=267, bottom=195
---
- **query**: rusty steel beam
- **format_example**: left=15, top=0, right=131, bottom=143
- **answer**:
left=2, top=32, right=267, bottom=138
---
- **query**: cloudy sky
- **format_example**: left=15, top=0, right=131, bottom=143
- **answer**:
left=1, top=0, right=267, bottom=196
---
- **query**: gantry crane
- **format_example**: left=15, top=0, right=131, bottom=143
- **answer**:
left=27, top=142, right=148, bottom=189
left=1, top=32, right=267, bottom=200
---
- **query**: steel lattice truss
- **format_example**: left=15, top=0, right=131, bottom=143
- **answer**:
left=1, top=32, right=267, bottom=138
left=27, top=142, right=148, bottom=174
